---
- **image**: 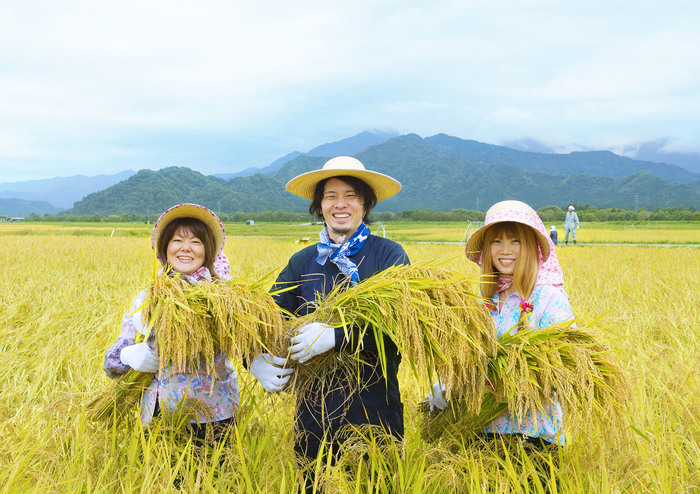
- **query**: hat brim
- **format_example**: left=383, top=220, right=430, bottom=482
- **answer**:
left=285, top=168, right=402, bottom=201
left=466, top=220, right=550, bottom=263
left=151, top=204, right=225, bottom=263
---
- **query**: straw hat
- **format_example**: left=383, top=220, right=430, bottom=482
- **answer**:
left=285, top=156, right=402, bottom=201
left=465, top=200, right=550, bottom=263
left=151, top=203, right=225, bottom=262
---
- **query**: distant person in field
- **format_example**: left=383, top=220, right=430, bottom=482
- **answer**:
left=248, top=156, right=409, bottom=492
left=564, top=205, right=580, bottom=245
left=550, top=225, right=558, bottom=246
left=428, top=200, right=572, bottom=450
left=103, top=203, right=239, bottom=444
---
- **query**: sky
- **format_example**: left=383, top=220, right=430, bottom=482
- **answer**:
left=1, top=0, right=699, bottom=182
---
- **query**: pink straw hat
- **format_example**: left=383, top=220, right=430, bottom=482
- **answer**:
left=285, top=156, right=402, bottom=201
left=151, top=203, right=225, bottom=263
left=466, top=200, right=550, bottom=263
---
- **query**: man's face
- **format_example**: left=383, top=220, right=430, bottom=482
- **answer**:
left=321, top=177, right=366, bottom=242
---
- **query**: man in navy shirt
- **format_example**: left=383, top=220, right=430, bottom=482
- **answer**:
left=248, top=156, right=409, bottom=491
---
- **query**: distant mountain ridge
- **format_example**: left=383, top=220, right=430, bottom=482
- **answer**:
left=68, top=134, right=700, bottom=215
left=424, top=134, right=698, bottom=183
left=213, top=130, right=399, bottom=179
left=0, top=170, right=136, bottom=211
left=0, top=198, right=62, bottom=216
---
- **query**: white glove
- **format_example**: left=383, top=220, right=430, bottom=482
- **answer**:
left=249, top=353, right=294, bottom=393
left=288, top=323, right=336, bottom=364
left=426, top=381, right=448, bottom=411
left=120, top=342, right=160, bottom=373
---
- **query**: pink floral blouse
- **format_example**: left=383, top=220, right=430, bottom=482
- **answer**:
left=484, top=284, right=575, bottom=445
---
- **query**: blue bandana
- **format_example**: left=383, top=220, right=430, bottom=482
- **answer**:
left=316, top=222, right=370, bottom=286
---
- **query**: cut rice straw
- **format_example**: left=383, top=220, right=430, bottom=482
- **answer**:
left=420, top=320, right=633, bottom=445
left=143, top=273, right=288, bottom=375
left=86, top=272, right=290, bottom=424
left=281, top=260, right=499, bottom=414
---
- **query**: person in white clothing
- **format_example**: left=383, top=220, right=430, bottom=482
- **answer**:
left=564, top=205, right=580, bottom=245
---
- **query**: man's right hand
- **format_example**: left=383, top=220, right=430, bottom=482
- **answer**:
left=249, top=353, right=294, bottom=393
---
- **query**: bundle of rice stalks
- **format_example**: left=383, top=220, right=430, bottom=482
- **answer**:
left=419, top=321, right=633, bottom=445
left=418, top=392, right=508, bottom=446
left=491, top=322, right=633, bottom=442
left=283, top=260, right=498, bottom=413
left=87, top=273, right=288, bottom=424
left=143, top=274, right=287, bottom=375
left=86, top=369, right=153, bottom=423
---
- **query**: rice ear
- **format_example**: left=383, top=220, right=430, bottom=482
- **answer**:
left=87, top=272, right=288, bottom=424
left=287, top=260, right=499, bottom=414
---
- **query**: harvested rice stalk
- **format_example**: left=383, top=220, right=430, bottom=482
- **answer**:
left=419, top=320, right=633, bottom=445
left=491, top=321, right=633, bottom=442
left=86, top=369, right=153, bottom=423
left=87, top=273, right=288, bottom=424
left=418, top=392, right=508, bottom=446
left=143, top=274, right=287, bottom=375
left=284, top=261, right=498, bottom=414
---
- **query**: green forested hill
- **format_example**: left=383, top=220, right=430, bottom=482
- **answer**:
left=69, top=134, right=700, bottom=215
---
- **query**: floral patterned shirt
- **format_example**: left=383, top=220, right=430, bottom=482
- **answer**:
left=103, top=289, right=240, bottom=425
left=484, top=284, right=575, bottom=445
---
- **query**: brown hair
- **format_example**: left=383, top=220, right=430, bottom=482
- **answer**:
left=157, top=217, right=218, bottom=277
left=480, top=222, right=539, bottom=300
left=308, top=175, right=378, bottom=223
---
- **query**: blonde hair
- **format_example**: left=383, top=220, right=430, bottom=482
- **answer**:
left=480, top=222, right=540, bottom=300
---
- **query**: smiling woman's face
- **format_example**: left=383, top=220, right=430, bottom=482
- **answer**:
left=166, top=227, right=206, bottom=274
left=489, top=230, right=521, bottom=275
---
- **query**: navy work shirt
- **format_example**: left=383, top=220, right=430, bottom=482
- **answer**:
left=273, top=234, right=410, bottom=458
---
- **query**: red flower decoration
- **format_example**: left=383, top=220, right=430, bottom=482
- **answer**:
left=519, top=300, right=534, bottom=313
left=484, top=301, right=497, bottom=312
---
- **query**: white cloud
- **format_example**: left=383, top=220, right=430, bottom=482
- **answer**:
left=1, top=0, right=699, bottom=181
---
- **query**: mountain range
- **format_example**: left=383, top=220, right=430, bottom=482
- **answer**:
left=2, top=132, right=699, bottom=216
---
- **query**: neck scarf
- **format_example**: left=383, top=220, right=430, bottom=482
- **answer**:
left=164, top=251, right=232, bottom=286
left=180, top=265, right=212, bottom=285
left=497, top=274, right=513, bottom=293
left=316, top=222, right=370, bottom=286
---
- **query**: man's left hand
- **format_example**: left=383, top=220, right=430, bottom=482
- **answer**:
left=288, top=323, right=336, bottom=363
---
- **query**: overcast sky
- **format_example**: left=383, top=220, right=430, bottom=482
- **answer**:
left=1, top=0, right=699, bottom=182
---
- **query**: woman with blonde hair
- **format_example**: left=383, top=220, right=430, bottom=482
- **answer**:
left=429, top=200, right=573, bottom=448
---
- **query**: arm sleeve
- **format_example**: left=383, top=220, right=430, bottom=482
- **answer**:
left=103, top=290, right=147, bottom=378
left=334, top=242, right=410, bottom=354
left=271, top=261, right=301, bottom=316
left=537, top=288, right=575, bottom=329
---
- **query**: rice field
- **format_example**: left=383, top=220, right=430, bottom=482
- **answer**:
left=0, top=226, right=698, bottom=493
left=3, top=220, right=699, bottom=244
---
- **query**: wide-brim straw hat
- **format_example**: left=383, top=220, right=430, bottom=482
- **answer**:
left=285, top=156, right=402, bottom=201
left=466, top=200, right=550, bottom=263
left=151, top=203, right=225, bottom=263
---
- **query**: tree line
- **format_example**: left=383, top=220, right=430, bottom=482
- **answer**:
left=24, top=205, right=700, bottom=223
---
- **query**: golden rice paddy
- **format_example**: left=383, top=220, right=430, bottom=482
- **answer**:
left=0, top=222, right=698, bottom=492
